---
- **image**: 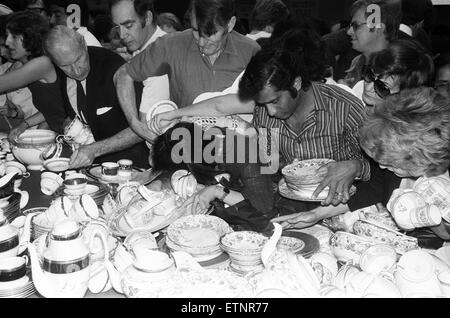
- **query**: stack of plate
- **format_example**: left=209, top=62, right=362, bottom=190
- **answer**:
left=55, top=180, right=109, bottom=207
left=22, top=207, right=51, bottom=241
left=165, top=215, right=233, bottom=262
left=277, top=231, right=321, bottom=259
left=0, top=275, right=35, bottom=298
left=1, top=192, right=21, bottom=223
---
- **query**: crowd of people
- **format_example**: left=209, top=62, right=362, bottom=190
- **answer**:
left=0, top=0, right=449, bottom=246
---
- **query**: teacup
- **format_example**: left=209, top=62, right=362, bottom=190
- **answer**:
left=46, top=196, right=72, bottom=223
left=73, top=194, right=99, bottom=222
left=0, top=256, right=28, bottom=284
left=64, top=117, right=95, bottom=145
left=41, top=140, right=75, bottom=161
left=388, top=190, right=430, bottom=230
left=101, top=162, right=119, bottom=179
left=359, top=244, right=397, bottom=275
left=117, top=182, right=140, bottom=206
left=117, top=159, right=133, bottom=179
left=5, top=153, right=14, bottom=162
left=63, top=177, right=87, bottom=196
left=41, top=172, right=64, bottom=196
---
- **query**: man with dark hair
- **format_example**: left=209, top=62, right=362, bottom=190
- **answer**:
left=113, top=0, right=260, bottom=144
left=344, top=0, right=402, bottom=88
left=44, top=26, right=149, bottom=169
left=246, top=0, right=289, bottom=42
left=110, top=0, right=169, bottom=118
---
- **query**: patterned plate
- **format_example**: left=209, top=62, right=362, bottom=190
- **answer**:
left=279, top=178, right=356, bottom=202
left=280, top=231, right=320, bottom=258
left=167, top=215, right=233, bottom=250
left=282, top=158, right=335, bottom=185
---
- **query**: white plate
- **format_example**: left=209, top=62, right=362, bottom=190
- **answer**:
left=86, top=165, right=143, bottom=183
left=145, top=100, right=178, bottom=124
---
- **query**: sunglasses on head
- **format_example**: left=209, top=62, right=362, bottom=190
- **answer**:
left=362, top=66, right=391, bottom=98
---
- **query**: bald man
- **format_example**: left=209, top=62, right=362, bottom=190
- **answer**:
left=44, top=26, right=148, bottom=169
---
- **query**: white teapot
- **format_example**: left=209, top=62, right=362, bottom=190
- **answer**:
left=28, top=219, right=108, bottom=298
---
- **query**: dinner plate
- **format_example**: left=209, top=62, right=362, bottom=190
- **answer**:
left=85, top=165, right=144, bottom=183
left=278, top=178, right=356, bottom=202
left=85, top=166, right=161, bottom=186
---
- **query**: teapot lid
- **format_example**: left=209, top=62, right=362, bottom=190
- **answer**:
left=133, top=247, right=173, bottom=273
left=51, top=219, right=80, bottom=240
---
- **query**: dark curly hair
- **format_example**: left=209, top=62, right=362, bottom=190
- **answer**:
left=238, top=27, right=327, bottom=101
left=6, top=10, right=49, bottom=59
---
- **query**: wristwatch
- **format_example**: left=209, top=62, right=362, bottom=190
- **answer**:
left=216, top=184, right=230, bottom=201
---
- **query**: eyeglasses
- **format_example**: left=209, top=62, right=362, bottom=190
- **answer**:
left=362, top=66, right=392, bottom=98
left=349, top=21, right=367, bottom=32
left=435, top=80, right=450, bottom=89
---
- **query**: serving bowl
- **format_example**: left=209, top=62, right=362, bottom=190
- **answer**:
left=11, top=129, right=56, bottom=170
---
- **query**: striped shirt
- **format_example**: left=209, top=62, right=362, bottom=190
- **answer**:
left=253, top=82, right=370, bottom=180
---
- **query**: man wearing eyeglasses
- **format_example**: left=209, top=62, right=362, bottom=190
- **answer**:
left=25, top=0, right=48, bottom=19
left=344, top=0, right=401, bottom=89
left=113, top=0, right=260, bottom=143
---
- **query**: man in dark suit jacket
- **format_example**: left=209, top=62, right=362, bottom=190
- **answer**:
left=43, top=25, right=149, bottom=169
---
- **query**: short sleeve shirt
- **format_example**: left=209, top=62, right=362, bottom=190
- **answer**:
left=126, top=29, right=260, bottom=107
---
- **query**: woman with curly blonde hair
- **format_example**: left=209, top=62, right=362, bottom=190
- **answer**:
left=359, top=87, right=450, bottom=178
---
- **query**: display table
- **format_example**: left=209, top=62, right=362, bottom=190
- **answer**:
left=21, top=170, right=125, bottom=298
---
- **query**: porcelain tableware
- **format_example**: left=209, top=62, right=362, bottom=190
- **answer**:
left=12, top=129, right=56, bottom=170
left=359, top=244, right=397, bottom=275
left=117, top=159, right=133, bottom=179
left=329, top=231, right=374, bottom=266
left=395, top=250, right=443, bottom=298
left=27, top=219, right=108, bottom=298
left=413, top=176, right=450, bottom=222
left=438, top=269, right=450, bottom=297
left=40, top=172, right=64, bottom=196
left=101, top=162, right=119, bottom=180
left=43, top=158, right=70, bottom=173
left=73, top=194, right=99, bottom=222
left=353, top=219, right=419, bottom=254
left=0, top=256, right=28, bottom=283
left=63, top=177, right=87, bottom=196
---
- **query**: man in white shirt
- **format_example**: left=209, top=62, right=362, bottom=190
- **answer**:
left=110, top=0, right=170, bottom=117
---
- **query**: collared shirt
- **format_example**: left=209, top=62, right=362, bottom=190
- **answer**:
left=131, top=26, right=171, bottom=114
left=132, top=25, right=166, bottom=56
left=246, top=31, right=271, bottom=41
left=253, top=82, right=370, bottom=180
left=126, top=29, right=260, bottom=107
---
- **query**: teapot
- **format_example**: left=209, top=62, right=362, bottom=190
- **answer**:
left=28, top=219, right=108, bottom=298
left=120, top=247, right=176, bottom=298
left=0, top=210, right=34, bottom=259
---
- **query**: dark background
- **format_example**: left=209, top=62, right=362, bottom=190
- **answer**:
left=86, top=0, right=450, bottom=28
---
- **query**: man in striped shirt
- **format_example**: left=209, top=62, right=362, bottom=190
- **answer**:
left=154, top=28, right=371, bottom=208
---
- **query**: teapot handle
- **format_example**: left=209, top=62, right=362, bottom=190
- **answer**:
left=87, top=229, right=109, bottom=262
